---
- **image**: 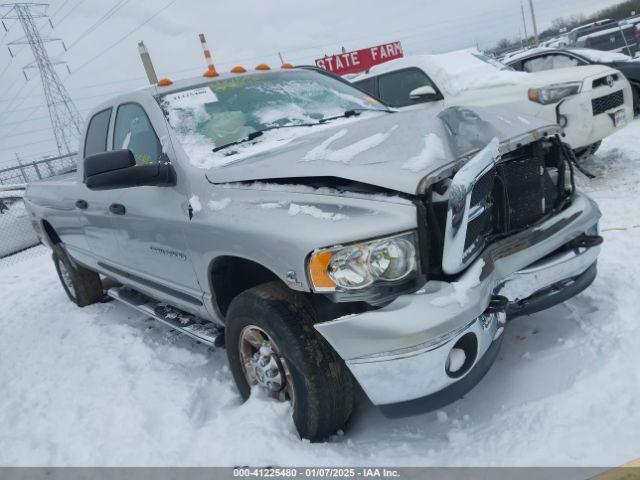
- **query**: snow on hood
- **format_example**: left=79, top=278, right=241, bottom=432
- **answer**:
left=201, top=106, right=555, bottom=195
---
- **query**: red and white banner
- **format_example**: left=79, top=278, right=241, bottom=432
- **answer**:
left=315, top=41, right=403, bottom=76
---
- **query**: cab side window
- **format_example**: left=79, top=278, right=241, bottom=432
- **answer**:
left=377, top=68, right=440, bottom=108
left=113, top=103, right=162, bottom=165
left=84, top=108, right=112, bottom=158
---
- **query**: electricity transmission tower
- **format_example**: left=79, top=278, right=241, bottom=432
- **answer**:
left=0, top=2, right=82, bottom=156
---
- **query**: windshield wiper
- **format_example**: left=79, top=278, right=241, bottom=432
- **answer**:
left=212, top=108, right=392, bottom=153
left=212, top=123, right=321, bottom=153
left=213, top=130, right=265, bottom=152
left=318, top=108, right=392, bottom=124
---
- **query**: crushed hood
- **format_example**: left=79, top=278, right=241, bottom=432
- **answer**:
left=203, top=106, right=556, bottom=195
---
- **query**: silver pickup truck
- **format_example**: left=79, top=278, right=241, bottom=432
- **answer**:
left=24, top=66, right=602, bottom=441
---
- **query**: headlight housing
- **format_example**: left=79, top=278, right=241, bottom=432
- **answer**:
left=528, top=82, right=582, bottom=105
left=308, top=232, right=418, bottom=292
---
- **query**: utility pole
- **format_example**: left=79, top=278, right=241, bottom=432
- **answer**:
left=520, top=2, right=529, bottom=47
left=528, top=0, right=539, bottom=46
left=0, top=2, right=82, bottom=157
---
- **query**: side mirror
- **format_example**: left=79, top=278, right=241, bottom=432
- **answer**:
left=409, top=85, right=437, bottom=99
left=84, top=149, right=175, bottom=190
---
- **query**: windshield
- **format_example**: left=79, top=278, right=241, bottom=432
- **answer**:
left=158, top=70, right=386, bottom=151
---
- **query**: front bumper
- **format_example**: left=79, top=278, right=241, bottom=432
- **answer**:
left=556, top=83, right=633, bottom=150
left=315, top=192, right=601, bottom=411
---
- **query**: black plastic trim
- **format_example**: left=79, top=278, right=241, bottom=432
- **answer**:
left=507, top=262, right=597, bottom=319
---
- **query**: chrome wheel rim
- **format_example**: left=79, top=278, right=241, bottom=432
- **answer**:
left=58, top=260, right=76, bottom=299
left=238, top=325, right=295, bottom=405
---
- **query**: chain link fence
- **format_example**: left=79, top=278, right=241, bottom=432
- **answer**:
left=0, top=187, right=40, bottom=263
left=0, top=152, right=77, bottom=185
left=0, top=153, right=78, bottom=265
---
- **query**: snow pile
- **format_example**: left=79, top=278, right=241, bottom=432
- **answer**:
left=189, top=195, right=202, bottom=213
left=257, top=201, right=287, bottom=209
left=288, top=203, right=347, bottom=221
left=208, top=198, right=231, bottom=211
left=303, top=125, right=398, bottom=164
left=425, top=49, right=527, bottom=96
left=447, top=348, right=466, bottom=373
left=430, top=260, right=484, bottom=307
left=401, top=133, right=446, bottom=172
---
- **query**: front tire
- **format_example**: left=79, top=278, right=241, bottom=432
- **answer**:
left=52, top=244, right=103, bottom=307
left=225, top=281, right=354, bottom=441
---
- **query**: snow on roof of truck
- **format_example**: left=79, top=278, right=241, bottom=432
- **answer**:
left=352, top=49, right=527, bottom=97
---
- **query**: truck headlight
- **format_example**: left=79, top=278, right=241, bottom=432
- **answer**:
left=308, top=232, right=418, bottom=292
left=528, top=82, right=581, bottom=105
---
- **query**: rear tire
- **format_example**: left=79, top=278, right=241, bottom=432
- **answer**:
left=633, top=85, right=640, bottom=117
left=52, top=244, right=103, bottom=307
left=225, top=281, right=354, bottom=441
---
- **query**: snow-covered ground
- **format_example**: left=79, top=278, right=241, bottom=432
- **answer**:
left=1, top=121, right=640, bottom=467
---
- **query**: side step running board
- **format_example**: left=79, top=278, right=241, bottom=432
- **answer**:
left=107, top=287, right=224, bottom=347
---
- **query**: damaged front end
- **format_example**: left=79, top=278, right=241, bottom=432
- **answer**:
left=314, top=110, right=602, bottom=416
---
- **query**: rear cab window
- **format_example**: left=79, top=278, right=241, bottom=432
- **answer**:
left=84, top=108, right=112, bottom=158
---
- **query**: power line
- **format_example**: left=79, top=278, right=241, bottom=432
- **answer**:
left=0, top=137, right=53, bottom=152
left=49, top=0, right=71, bottom=20
left=1, top=89, right=129, bottom=112
left=0, top=124, right=53, bottom=140
left=50, top=0, right=89, bottom=27
left=70, top=0, right=179, bottom=75
left=63, top=0, right=132, bottom=52
left=0, top=105, right=93, bottom=128
left=0, top=80, right=30, bottom=118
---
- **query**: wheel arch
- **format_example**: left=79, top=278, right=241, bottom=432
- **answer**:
left=208, top=255, right=284, bottom=320
left=41, top=219, right=61, bottom=247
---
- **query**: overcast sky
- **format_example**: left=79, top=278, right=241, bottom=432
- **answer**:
left=0, top=0, right=623, bottom=167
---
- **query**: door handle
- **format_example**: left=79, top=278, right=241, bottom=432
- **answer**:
left=75, top=199, right=88, bottom=210
left=109, top=203, right=126, bottom=215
